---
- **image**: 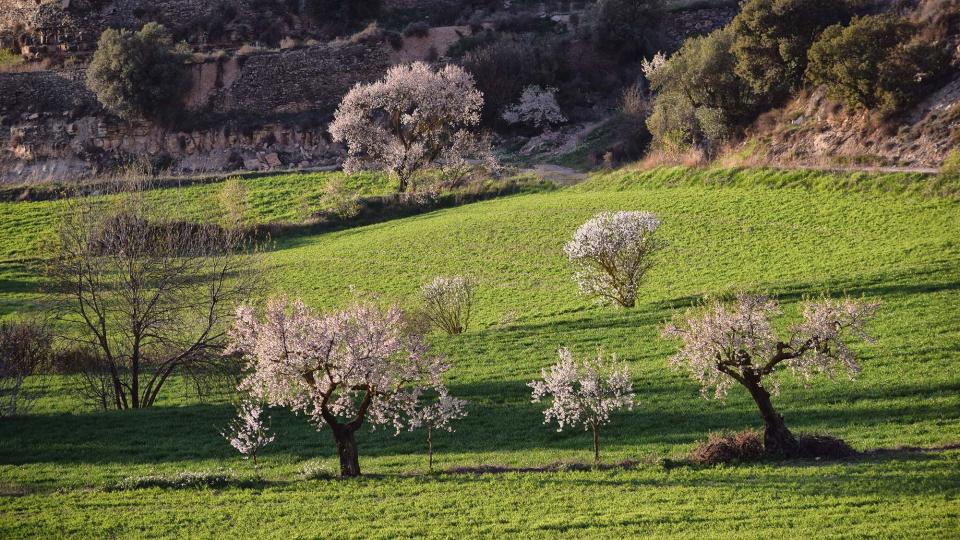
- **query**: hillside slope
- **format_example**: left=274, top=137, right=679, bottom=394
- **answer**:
left=1, top=167, right=959, bottom=537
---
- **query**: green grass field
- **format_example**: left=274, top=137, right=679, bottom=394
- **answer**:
left=1, top=167, right=959, bottom=538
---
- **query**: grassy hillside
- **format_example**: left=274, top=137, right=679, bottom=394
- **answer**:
left=1, top=167, right=959, bottom=538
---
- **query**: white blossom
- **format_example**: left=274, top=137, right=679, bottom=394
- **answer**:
left=529, top=347, right=635, bottom=433
left=641, top=52, right=667, bottom=82
left=502, top=85, right=567, bottom=130
left=221, top=401, right=275, bottom=463
left=226, top=296, right=457, bottom=437
left=564, top=211, right=664, bottom=308
left=328, top=62, right=496, bottom=192
left=661, top=293, right=881, bottom=400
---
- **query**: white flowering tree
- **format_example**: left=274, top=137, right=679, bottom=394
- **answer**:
left=329, top=62, right=494, bottom=193
left=502, top=85, right=567, bottom=130
left=529, top=347, right=635, bottom=467
left=409, top=389, right=467, bottom=471
left=420, top=275, right=475, bottom=335
left=226, top=296, right=459, bottom=477
left=564, top=211, right=664, bottom=308
left=221, top=401, right=275, bottom=470
left=661, top=294, right=880, bottom=457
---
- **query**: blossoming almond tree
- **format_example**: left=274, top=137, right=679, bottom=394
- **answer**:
left=329, top=61, right=495, bottom=193
left=502, top=85, right=567, bottom=130
left=661, top=294, right=880, bottom=457
left=226, top=296, right=457, bottom=477
left=564, top=211, right=664, bottom=308
left=221, top=401, right=275, bottom=470
left=409, top=389, right=467, bottom=471
left=529, top=347, right=635, bottom=467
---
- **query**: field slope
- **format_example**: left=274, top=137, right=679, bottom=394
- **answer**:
left=1, top=167, right=958, bottom=538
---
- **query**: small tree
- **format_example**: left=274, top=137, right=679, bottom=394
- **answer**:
left=0, top=320, right=51, bottom=417
left=420, top=275, right=475, bottom=335
left=221, top=401, right=275, bottom=471
left=502, top=85, right=567, bottom=131
left=46, top=184, right=261, bottom=410
left=645, top=27, right=759, bottom=155
left=86, top=23, right=189, bottom=120
left=329, top=62, right=495, bottom=193
left=227, top=296, right=461, bottom=477
left=564, top=211, right=664, bottom=308
left=529, top=347, right=635, bottom=467
left=661, top=293, right=879, bottom=457
left=409, top=390, right=467, bottom=471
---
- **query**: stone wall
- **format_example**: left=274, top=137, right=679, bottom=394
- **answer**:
left=0, top=40, right=393, bottom=181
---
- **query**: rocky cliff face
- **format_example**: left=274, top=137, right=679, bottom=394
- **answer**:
left=0, top=41, right=389, bottom=182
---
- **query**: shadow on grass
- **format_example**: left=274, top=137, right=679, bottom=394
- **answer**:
left=2, top=377, right=958, bottom=468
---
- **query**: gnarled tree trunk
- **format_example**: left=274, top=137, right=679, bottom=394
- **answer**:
left=332, top=424, right=361, bottom=477
left=743, top=373, right=801, bottom=458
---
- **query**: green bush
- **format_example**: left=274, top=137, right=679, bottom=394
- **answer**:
left=646, top=28, right=757, bottom=154
left=942, top=149, right=960, bottom=176
left=731, top=0, right=851, bottom=102
left=591, top=0, right=664, bottom=60
left=806, top=15, right=950, bottom=114
left=86, top=23, right=189, bottom=121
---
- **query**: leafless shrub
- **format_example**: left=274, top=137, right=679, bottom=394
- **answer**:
left=319, top=178, right=361, bottom=220
left=0, top=319, right=51, bottom=417
left=689, top=429, right=765, bottom=465
left=420, top=276, right=476, bottom=335
left=218, top=177, right=249, bottom=228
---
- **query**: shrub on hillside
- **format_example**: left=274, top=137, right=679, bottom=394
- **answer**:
left=590, top=0, right=664, bottom=60
left=806, top=15, right=951, bottom=114
left=86, top=23, right=189, bottom=121
left=942, top=149, right=960, bottom=176
left=319, top=177, right=361, bottom=220
left=0, top=319, right=51, bottom=417
left=308, top=0, right=382, bottom=33
left=461, top=35, right=561, bottom=125
left=502, top=85, right=567, bottom=131
left=731, top=0, right=852, bottom=102
left=420, top=275, right=475, bottom=335
left=403, top=21, right=430, bottom=38
left=646, top=28, right=757, bottom=155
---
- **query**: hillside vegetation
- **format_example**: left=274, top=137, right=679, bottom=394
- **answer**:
left=1, top=167, right=958, bottom=537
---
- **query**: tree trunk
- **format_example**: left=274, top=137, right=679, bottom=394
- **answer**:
left=427, top=426, right=433, bottom=472
left=332, top=425, right=361, bottom=477
left=744, top=376, right=801, bottom=457
left=592, top=423, right=600, bottom=468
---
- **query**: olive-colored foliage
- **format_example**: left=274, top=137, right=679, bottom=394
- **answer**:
left=591, top=0, right=665, bottom=59
left=647, top=28, right=757, bottom=154
left=806, top=15, right=951, bottom=114
left=85, top=23, right=189, bottom=121
left=731, top=0, right=852, bottom=101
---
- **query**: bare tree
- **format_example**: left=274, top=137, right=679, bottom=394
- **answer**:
left=0, top=319, right=51, bottom=417
left=45, top=183, right=262, bottom=410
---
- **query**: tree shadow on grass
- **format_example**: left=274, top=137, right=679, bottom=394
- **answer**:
left=2, top=378, right=958, bottom=468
